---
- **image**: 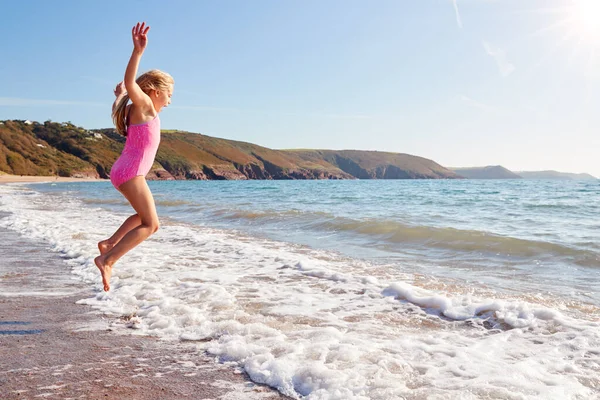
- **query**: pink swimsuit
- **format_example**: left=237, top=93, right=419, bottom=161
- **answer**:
left=110, top=115, right=161, bottom=189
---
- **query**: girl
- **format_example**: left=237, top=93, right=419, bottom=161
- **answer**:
left=95, top=22, right=174, bottom=291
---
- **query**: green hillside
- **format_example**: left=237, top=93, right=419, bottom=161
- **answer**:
left=0, top=119, right=460, bottom=180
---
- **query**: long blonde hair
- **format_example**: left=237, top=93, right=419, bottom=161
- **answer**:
left=112, top=69, right=174, bottom=136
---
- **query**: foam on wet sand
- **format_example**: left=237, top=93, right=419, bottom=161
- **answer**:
left=0, top=219, right=288, bottom=400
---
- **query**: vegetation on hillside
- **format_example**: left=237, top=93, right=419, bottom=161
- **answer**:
left=0, top=119, right=460, bottom=180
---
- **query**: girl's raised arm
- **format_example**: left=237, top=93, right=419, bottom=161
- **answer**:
left=123, top=22, right=153, bottom=114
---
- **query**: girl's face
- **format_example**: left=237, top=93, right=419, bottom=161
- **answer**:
left=152, top=84, right=173, bottom=112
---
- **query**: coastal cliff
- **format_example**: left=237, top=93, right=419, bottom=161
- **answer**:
left=0, top=119, right=460, bottom=180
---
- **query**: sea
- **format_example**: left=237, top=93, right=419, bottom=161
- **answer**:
left=0, top=179, right=598, bottom=399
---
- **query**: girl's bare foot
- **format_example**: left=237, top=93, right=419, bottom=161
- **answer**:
left=98, top=240, right=114, bottom=255
left=94, top=255, right=113, bottom=291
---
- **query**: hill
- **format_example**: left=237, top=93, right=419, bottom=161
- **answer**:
left=0, top=119, right=460, bottom=180
left=516, top=170, right=597, bottom=180
left=451, top=165, right=522, bottom=179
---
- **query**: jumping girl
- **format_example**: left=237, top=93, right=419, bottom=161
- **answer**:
left=95, top=22, right=174, bottom=291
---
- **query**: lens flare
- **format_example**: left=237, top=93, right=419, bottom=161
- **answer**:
left=571, top=0, right=600, bottom=40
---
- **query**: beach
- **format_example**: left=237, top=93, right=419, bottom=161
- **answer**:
left=0, top=180, right=598, bottom=399
left=0, top=175, right=108, bottom=184
left=0, top=217, right=288, bottom=400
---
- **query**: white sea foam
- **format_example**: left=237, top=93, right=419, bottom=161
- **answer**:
left=1, top=184, right=599, bottom=399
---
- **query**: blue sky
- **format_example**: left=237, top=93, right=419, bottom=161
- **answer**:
left=1, top=0, right=599, bottom=176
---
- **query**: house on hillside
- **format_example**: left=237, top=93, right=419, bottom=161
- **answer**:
left=24, top=120, right=33, bottom=125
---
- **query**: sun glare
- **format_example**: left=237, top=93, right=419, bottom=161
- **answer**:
left=572, top=0, right=600, bottom=39
left=532, top=0, right=600, bottom=78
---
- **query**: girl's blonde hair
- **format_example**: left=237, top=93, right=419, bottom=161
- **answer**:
left=112, top=69, right=174, bottom=136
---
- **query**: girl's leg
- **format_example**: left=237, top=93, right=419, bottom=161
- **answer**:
left=95, top=176, right=160, bottom=291
left=98, top=214, right=142, bottom=254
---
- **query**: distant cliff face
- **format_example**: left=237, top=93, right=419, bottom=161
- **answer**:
left=296, top=150, right=460, bottom=179
left=516, top=171, right=597, bottom=180
left=0, top=119, right=460, bottom=180
left=451, top=166, right=522, bottom=179
left=450, top=166, right=597, bottom=180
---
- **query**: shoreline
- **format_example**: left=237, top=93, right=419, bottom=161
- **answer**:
left=0, top=174, right=108, bottom=184
left=2, top=177, right=599, bottom=398
left=0, top=217, right=289, bottom=400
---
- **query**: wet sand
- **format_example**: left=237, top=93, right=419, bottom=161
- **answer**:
left=0, top=175, right=107, bottom=184
left=0, top=218, right=289, bottom=399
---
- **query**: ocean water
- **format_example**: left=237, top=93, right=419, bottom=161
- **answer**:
left=1, top=179, right=599, bottom=399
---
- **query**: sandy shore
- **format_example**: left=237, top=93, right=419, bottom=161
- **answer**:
left=0, top=216, right=289, bottom=400
left=0, top=174, right=108, bottom=184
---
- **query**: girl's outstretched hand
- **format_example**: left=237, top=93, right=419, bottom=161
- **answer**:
left=132, top=22, right=150, bottom=53
left=114, top=81, right=126, bottom=97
